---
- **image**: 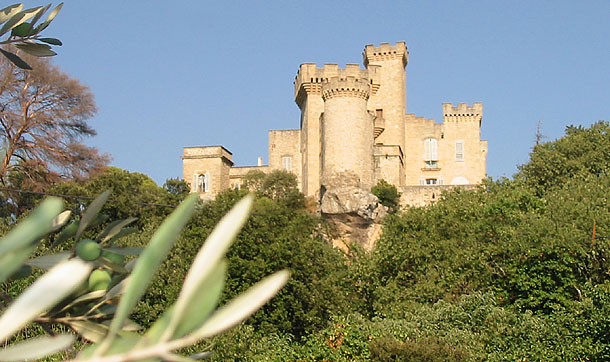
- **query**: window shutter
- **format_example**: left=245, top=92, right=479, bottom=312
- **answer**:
left=192, top=173, right=197, bottom=192
left=419, top=178, right=425, bottom=185
left=204, top=172, right=210, bottom=193
left=431, top=138, right=438, bottom=161
left=424, top=139, right=430, bottom=160
left=282, top=156, right=292, bottom=171
left=455, top=141, right=464, bottom=161
left=439, top=178, right=444, bottom=185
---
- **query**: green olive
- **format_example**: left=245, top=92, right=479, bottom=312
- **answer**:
left=75, top=239, right=101, bottom=261
left=88, top=269, right=112, bottom=291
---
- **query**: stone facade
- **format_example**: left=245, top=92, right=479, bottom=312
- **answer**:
left=182, top=41, right=487, bottom=206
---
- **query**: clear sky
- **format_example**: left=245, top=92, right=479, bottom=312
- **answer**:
left=22, top=1, right=610, bottom=185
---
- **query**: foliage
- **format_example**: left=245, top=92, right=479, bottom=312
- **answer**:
left=0, top=3, right=64, bottom=70
left=371, top=179, right=401, bottom=212
left=0, top=47, right=109, bottom=190
left=50, top=167, right=181, bottom=227
left=0, top=192, right=288, bottom=361
left=516, top=120, right=610, bottom=194
left=243, top=169, right=305, bottom=209
left=136, top=187, right=350, bottom=342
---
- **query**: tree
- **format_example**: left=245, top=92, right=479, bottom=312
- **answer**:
left=516, top=121, right=610, bottom=194
left=0, top=50, right=109, bottom=188
left=243, top=170, right=305, bottom=209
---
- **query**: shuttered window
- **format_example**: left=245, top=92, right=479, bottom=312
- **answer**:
left=455, top=141, right=464, bottom=161
left=424, top=138, right=438, bottom=161
left=282, top=156, right=292, bottom=171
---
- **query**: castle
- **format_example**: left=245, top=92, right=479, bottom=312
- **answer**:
left=182, top=41, right=487, bottom=207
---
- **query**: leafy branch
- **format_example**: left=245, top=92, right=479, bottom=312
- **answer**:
left=0, top=192, right=290, bottom=361
left=0, top=3, right=64, bottom=70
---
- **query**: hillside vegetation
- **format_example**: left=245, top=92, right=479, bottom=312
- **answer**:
left=2, top=121, right=609, bottom=361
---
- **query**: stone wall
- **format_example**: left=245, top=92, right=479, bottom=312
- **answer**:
left=400, top=184, right=480, bottom=207
left=268, top=129, right=301, bottom=189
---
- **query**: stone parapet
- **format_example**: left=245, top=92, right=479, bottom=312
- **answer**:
left=321, top=76, right=370, bottom=101
left=363, top=41, right=409, bottom=67
left=294, top=63, right=380, bottom=106
left=442, top=103, right=483, bottom=122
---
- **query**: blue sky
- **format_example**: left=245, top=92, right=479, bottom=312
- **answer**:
left=23, top=1, right=610, bottom=185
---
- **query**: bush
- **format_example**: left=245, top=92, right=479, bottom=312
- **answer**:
left=372, top=179, right=400, bottom=212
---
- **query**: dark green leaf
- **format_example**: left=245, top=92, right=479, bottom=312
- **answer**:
left=38, top=37, right=62, bottom=46
left=11, top=22, right=33, bottom=37
left=0, top=48, right=31, bottom=70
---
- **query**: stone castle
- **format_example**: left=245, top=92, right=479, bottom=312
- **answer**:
left=182, top=41, right=487, bottom=208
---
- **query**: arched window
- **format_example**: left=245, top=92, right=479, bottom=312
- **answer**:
left=198, top=174, right=206, bottom=192
left=193, top=172, right=210, bottom=193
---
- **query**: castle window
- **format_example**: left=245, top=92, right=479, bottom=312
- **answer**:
left=425, top=160, right=438, bottom=169
left=282, top=156, right=292, bottom=171
left=376, top=109, right=383, bottom=118
left=424, top=138, right=438, bottom=168
left=425, top=178, right=437, bottom=185
left=193, top=172, right=210, bottom=193
left=455, top=141, right=464, bottom=161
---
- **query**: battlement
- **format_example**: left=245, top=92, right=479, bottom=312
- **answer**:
left=182, top=146, right=233, bottom=164
left=321, top=76, right=370, bottom=101
left=442, top=103, right=483, bottom=122
left=363, top=41, right=409, bottom=66
left=405, top=113, right=436, bottom=125
left=294, top=63, right=380, bottom=106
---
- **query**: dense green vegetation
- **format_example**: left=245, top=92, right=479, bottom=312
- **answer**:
left=2, top=121, right=609, bottom=360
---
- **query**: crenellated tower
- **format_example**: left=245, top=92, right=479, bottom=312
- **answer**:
left=320, top=76, right=375, bottom=190
left=294, top=63, right=380, bottom=196
left=363, top=42, right=409, bottom=186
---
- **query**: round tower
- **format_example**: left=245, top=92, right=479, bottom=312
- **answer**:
left=320, top=76, right=374, bottom=189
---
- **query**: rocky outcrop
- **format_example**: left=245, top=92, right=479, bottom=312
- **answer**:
left=320, top=171, right=387, bottom=221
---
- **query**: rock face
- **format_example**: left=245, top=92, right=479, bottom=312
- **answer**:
left=320, top=171, right=387, bottom=221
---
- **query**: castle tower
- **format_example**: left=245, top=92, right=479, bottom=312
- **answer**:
left=364, top=42, right=409, bottom=186
left=440, top=103, right=487, bottom=185
left=294, top=63, right=379, bottom=196
left=320, top=76, right=374, bottom=189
